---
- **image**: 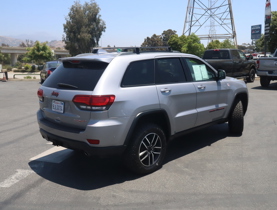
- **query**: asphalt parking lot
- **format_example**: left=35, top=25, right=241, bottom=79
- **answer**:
left=0, top=79, right=277, bottom=210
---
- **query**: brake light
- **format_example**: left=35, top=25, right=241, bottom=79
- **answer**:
left=257, top=60, right=260, bottom=69
left=87, top=139, right=100, bottom=144
left=214, top=49, right=220, bottom=51
left=37, top=88, right=44, bottom=102
left=69, top=60, right=80, bottom=64
left=47, top=70, right=52, bottom=75
left=73, top=95, right=115, bottom=111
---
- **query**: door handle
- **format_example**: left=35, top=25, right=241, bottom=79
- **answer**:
left=197, top=85, right=206, bottom=90
left=161, top=88, right=171, bottom=93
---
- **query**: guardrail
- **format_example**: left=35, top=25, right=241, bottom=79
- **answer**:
left=13, top=74, right=40, bottom=79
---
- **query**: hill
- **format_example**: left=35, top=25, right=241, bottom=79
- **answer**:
left=0, top=36, right=23, bottom=47
left=0, top=36, right=65, bottom=49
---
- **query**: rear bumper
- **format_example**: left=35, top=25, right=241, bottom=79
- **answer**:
left=257, top=70, right=277, bottom=78
left=40, top=128, right=126, bottom=157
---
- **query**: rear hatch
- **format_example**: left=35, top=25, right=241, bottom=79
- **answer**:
left=38, top=58, right=111, bottom=130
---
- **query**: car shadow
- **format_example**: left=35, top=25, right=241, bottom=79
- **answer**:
left=251, top=81, right=277, bottom=90
left=28, top=124, right=229, bottom=190
left=165, top=123, right=229, bottom=163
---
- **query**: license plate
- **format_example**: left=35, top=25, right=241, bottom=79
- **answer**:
left=52, top=100, right=64, bottom=113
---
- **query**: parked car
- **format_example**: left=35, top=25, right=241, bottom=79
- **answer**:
left=40, top=60, right=61, bottom=84
left=37, top=47, right=248, bottom=174
left=203, top=49, right=256, bottom=82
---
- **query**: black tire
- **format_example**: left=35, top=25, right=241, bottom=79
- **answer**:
left=124, top=123, right=167, bottom=174
left=246, top=68, right=255, bottom=83
left=228, top=100, right=244, bottom=135
left=260, top=76, right=270, bottom=87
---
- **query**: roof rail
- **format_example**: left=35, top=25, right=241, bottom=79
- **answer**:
left=92, top=46, right=172, bottom=54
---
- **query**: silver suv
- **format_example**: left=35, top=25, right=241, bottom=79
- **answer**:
left=37, top=47, right=248, bottom=174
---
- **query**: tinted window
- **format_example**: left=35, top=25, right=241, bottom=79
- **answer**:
left=203, top=50, right=230, bottom=59
left=231, top=50, right=240, bottom=59
left=155, top=58, right=186, bottom=84
left=42, top=61, right=108, bottom=91
left=184, top=58, right=216, bottom=82
left=121, top=60, right=154, bottom=87
left=238, top=50, right=246, bottom=60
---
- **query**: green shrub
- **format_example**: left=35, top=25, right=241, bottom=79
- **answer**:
left=15, top=62, right=23, bottom=69
left=2, top=65, right=12, bottom=71
left=24, top=76, right=32, bottom=79
left=24, top=64, right=31, bottom=70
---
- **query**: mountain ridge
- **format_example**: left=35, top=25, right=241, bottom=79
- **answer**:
left=0, top=36, right=65, bottom=49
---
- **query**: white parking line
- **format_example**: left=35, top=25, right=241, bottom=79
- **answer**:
left=0, top=169, right=34, bottom=188
left=30, top=146, right=73, bottom=163
left=0, top=147, right=73, bottom=188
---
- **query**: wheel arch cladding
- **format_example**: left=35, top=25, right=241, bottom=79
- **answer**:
left=124, top=110, right=171, bottom=146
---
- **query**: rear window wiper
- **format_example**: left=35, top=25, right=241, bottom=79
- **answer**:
left=57, top=83, right=78, bottom=89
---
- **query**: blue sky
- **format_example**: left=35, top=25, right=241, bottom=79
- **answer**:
left=0, top=0, right=276, bottom=47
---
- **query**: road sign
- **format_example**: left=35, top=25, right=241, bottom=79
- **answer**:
left=251, top=25, right=262, bottom=40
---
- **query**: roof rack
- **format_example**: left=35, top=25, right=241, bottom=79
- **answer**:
left=92, top=46, right=172, bottom=54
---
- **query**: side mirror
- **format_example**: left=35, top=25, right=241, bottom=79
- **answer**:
left=217, top=69, right=226, bottom=80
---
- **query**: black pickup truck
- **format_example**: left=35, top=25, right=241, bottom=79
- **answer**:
left=203, top=49, right=256, bottom=82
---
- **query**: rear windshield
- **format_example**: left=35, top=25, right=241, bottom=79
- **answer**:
left=42, top=61, right=108, bottom=91
left=203, top=50, right=230, bottom=59
left=47, top=62, right=60, bottom=69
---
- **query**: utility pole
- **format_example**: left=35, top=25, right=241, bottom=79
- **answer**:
left=183, top=0, right=237, bottom=47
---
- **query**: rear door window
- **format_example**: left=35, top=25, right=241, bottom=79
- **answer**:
left=42, top=61, right=108, bottom=91
left=155, top=58, right=186, bottom=84
left=231, top=50, right=240, bottom=59
left=121, top=59, right=155, bottom=87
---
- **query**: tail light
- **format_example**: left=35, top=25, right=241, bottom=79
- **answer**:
left=87, top=139, right=100, bottom=144
left=256, top=60, right=260, bottom=69
left=37, top=88, right=44, bottom=102
left=47, top=70, right=52, bottom=75
left=73, top=95, right=115, bottom=111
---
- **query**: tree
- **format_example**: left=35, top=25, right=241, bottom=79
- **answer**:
left=19, top=42, right=27, bottom=47
left=141, top=34, right=163, bottom=47
left=0, top=53, right=10, bottom=65
left=205, top=39, right=235, bottom=50
left=63, top=0, right=106, bottom=55
left=19, top=40, right=35, bottom=48
left=168, top=33, right=205, bottom=57
left=221, top=39, right=235, bottom=48
left=24, top=41, right=53, bottom=64
left=254, top=35, right=265, bottom=52
left=206, top=40, right=222, bottom=49
left=141, top=29, right=177, bottom=48
left=255, top=11, right=277, bottom=53
left=184, top=34, right=205, bottom=57
left=168, top=34, right=185, bottom=52
left=238, top=43, right=255, bottom=52
left=161, top=29, right=177, bottom=46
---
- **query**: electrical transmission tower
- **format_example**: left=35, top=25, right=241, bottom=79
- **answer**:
left=183, top=0, right=237, bottom=47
